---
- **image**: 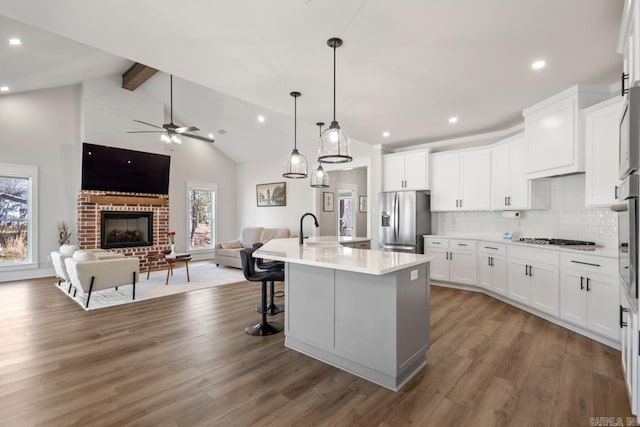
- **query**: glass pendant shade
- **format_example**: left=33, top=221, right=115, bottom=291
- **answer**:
left=310, top=164, right=330, bottom=188
left=283, top=148, right=308, bottom=179
left=318, top=122, right=352, bottom=163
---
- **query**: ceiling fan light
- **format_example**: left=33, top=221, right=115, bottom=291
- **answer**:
left=160, top=134, right=170, bottom=143
left=171, top=135, right=182, bottom=144
left=283, top=148, right=308, bottom=179
left=318, top=122, right=352, bottom=163
left=310, top=164, right=330, bottom=188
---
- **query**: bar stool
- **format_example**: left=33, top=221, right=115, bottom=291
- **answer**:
left=252, top=243, right=284, bottom=315
left=239, top=249, right=284, bottom=336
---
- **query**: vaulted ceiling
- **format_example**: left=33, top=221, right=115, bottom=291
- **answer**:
left=0, top=0, right=624, bottom=149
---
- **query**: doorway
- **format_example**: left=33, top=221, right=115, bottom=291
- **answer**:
left=337, top=185, right=357, bottom=237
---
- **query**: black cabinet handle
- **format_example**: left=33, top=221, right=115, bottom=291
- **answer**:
left=586, top=277, right=590, bottom=292
left=487, top=256, right=491, bottom=266
left=449, top=252, right=453, bottom=260
left=490, top=257, right=494, bottom=266
left=507, top=196, right=511, bottom=206
left=525, top=264, right=529, bottom=276
left=504, top=196, right=508, bottom=206
left=623, top=72, right=630, bottom=96
left=458, top=243, right=468, bottom=246
left=484, top=246, right=498, bottom=250
left=570, top=260, right=601, bottom=267
left=621, top=305, right=629, bottom=328
left=580, top=276, right=584, bottom=290
left=432, top=242, right=441, bottom=245
left=615, top=185, right=619, bottom=200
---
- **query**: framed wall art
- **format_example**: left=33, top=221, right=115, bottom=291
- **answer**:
left=323, top=192, right=334, bottom=212
left=256, top=182, right=286, bottom=207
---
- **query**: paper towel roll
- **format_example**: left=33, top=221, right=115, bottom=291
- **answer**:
left=502, top=211, right=521, bottom=219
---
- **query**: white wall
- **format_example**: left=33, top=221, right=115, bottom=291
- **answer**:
left=236, top=127, right=374, bottom=240
left=0, top=85, right=81, bottom=281
left=435, top=174, right=617, bottom=248
left=82, top=76, right=238, bottom=257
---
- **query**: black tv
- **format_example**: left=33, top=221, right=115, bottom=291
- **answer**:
left=81, top=143, right=171, bottom=195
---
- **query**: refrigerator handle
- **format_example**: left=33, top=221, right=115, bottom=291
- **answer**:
left=396, top=192, right=401, bottom=243
left=393, top=193, right=398, bottom=243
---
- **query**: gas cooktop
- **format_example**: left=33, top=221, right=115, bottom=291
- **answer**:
left=518, top=238, right=596, bottom=246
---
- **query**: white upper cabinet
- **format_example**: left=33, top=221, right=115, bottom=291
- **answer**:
left=491, top=134, right=550, bottom=210
left=619, top=0, right=640, bottom=88
left=383, top=150, right=429, bottom=192
left=583, top=97, right=625, bottom=207
left=522, top=85, right=611, bottom=179
left=431, top=148, right=491, bottom=212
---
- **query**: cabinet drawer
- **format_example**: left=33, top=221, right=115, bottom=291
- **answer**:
left=450, top=240, right=476, bottom=251
left=508, top=245, right=559, bottom=266
left=424, top=237, right=450, bottom=248
left=478, top=242, right=507, bottom=256
left=560, top=253, right=617, bottom=277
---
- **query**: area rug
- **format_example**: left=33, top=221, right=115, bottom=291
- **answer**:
left=55, top=262, right=245, bottom=311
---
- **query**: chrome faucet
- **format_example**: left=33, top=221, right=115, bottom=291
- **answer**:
left=299, top=212, right=320, bottom=245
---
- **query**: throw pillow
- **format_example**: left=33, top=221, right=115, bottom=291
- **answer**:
left=72, top=250, right=98, bottom=261
left=220, top=241, right=243, bottom=249
left=59, top=244, right=79, bottom=256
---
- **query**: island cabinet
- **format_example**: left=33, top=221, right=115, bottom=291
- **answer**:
left=477, top=242, right=507, bottom=296
left=383, top=150, right=429, bottom=191
left=507, top=246, right=560, bottom=316
left=490, top=134, right=549, bottom=210
left=253, top=238, right=432, bottom=391
left=583, top=97, right=625, bottom=207
left=522, top=85, right=611, bottom=179
left=430, top=148, right=491, bottom=212
left=559, top=254, right=620, bottom=341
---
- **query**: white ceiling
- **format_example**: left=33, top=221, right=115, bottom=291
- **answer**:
left=0, top=15, right=131, bottom=94
left=0, top=0, right=624, bottom=148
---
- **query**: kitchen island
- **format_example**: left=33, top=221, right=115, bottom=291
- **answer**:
left=253, top=238, right=432, bottom=391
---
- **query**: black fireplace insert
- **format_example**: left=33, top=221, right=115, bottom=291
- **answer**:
left=100, top=211, right=153, bottom=249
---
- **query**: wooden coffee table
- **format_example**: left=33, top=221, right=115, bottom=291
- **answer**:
left=147, top=251, right=192, bottom=285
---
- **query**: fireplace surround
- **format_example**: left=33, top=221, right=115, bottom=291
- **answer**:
left=101, top=211, right=153, bottom=249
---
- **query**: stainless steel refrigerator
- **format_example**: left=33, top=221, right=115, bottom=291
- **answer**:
left=379, top=191, right=431, bottom=254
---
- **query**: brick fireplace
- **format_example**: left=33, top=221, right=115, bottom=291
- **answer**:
left=77, top=191, right=171, bottom=272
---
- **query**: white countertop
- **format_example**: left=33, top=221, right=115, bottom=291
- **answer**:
left=423, top=234, right=619, bottom=258
left=254, top=238, right=432, bottom=275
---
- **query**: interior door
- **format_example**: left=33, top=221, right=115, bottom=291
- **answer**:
left=397, top=191, right=416, bottom=246
left=378, top=192, right=397, bottom=245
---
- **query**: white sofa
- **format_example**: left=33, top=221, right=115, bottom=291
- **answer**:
left=64, top=250, right=140, bottom=308
left=214, top=227, right=292, bottom=268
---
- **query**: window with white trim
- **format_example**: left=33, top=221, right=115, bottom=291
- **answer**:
left=187, top=183, right=216, bottom=251
left=0, top=164, right=38, bottom=267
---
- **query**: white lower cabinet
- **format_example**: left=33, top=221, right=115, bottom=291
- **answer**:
left=507, top=246, right=560, bottom=316
left=478, top=243, right=507, bottom=296
left=507, top=257, right=532, bottom=305
left=620, top=286, right=638, bottom=415
left=424, top=238, right=476, bottom=285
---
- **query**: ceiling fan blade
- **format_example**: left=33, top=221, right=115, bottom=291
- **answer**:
left=133, top=119, right=163, bottom=129
left=127, top=130, right=165, bottom=134
left=175, top=126, right=199, bottom=134
left=182, top=133, right=215, bottom=143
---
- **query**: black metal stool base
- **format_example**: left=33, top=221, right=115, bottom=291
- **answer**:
left=256, top=304, right=285, bottom=315
left=245, top=321, right=283, bottom=336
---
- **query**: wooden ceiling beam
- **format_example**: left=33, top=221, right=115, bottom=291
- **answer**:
left=122, top=63, right=158, bottom=91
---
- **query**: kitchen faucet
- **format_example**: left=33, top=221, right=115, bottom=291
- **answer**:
left=299, top=212, right=320, bottom=245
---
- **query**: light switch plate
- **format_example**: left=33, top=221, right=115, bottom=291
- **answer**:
left=411, top=269, right=418, bottom=281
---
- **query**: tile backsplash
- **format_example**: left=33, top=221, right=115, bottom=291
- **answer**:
left=435, top=174, right=618, bottom=248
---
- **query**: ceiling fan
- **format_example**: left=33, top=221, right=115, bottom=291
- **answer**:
left=127, top=74, right=215, bottom=146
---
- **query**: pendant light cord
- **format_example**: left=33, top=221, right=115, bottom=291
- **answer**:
left=294, top=95, right=297, bottom=150
left=170, top=74, right=173, bottom=124
left=333, top=45, right=336, bottom=123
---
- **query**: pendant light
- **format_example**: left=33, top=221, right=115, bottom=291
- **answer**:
left=310, top=122, right=330, bottom=188
left=283, top=91, right=308, bottom=179
left=318, top=37, right=352, bottom=163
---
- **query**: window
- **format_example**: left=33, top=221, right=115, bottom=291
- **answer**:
left=0, top=164, right=38, bottom=267
left=187, top=183, right=216, bottom=251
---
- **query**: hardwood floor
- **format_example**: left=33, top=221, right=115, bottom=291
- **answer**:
left=0, top=276, right=631, bottom=426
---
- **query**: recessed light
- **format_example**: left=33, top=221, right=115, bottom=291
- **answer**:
left=8, top=38, right=21, bottom=46
left=0, top=86, right=9, bottom=92
left=531, top=60, right=546, bottom=70
left=257, top=115, right=265, bottom=123
left=449, top=116, right=458, bottom=124
left=382, top=131, right=390, bottom=137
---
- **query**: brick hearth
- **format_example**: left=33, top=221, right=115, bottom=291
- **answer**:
left=77, top=191, right=170, bottom=272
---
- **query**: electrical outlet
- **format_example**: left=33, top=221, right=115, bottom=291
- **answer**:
left=411, top=269, right=418, bottom=281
